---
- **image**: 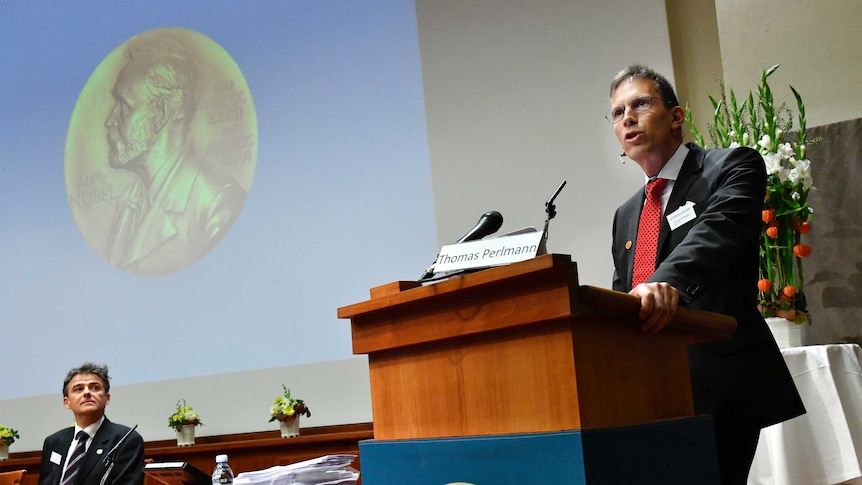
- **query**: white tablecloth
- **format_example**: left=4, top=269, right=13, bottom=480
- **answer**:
left=748, top=344, right=862, bottom=485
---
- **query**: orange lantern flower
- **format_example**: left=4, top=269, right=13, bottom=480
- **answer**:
left=793, top=244, right=812, bottom=257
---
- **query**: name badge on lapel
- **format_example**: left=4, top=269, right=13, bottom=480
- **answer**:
left=667, top=201, right=696, bottom=230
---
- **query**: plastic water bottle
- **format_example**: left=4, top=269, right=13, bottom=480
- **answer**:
left=212, top=454, right=234, bottom=485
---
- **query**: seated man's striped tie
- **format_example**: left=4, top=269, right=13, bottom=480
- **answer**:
left=62, top=430, right=89, bottom=485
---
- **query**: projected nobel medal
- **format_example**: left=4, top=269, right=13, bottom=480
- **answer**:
left=65, top=28, right=257, bottom=275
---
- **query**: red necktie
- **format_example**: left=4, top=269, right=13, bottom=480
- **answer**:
left=632, top=178, right=667, bottom=288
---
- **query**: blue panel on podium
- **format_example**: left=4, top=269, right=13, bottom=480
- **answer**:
left=360, top=430, right=586, bottom=485
left=359, top=417, right=719, bottom=485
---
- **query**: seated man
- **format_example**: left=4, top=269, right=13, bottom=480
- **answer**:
left=39, top=363, right=144, bottom=485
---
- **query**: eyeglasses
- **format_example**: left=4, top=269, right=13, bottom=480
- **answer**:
left=605, top=96, right=666, bottom=124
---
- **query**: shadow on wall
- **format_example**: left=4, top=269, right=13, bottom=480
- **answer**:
left=804, top=118, right=862, bottom=346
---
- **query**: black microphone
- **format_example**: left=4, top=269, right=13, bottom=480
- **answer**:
left=419, top=210, right=504, bottom=281
left=455, top=210, right=504, bottom=243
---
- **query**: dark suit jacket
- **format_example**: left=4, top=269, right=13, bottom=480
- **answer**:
left=611, top=142, right=805, bottom=429
left=39, top=418, right=144, bottom=485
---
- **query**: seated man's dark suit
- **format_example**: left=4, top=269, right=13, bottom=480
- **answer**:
left=38, top=418, right=144, bottom=485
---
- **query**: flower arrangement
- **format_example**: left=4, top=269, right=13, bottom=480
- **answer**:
left=0, top=425, right=19, bottom=446
left=269, top=385, right=311, bottom=422
left=685, top=64, right=816, bottom=324
left=167, top=399, right=203, bottom=431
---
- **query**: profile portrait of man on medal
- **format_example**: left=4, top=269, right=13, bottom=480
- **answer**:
left=102, top=32, right=248, bottom=275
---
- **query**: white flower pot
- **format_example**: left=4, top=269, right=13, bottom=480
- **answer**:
left=765, top=316, right=804, bottom=349
left=0, top=442, right=8, bottom=460
left=279, top=416, right=300, bottom=438
left=176, top=424, right=196, bottom=447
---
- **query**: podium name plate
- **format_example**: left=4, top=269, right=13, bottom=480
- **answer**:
left=433, top=231, right=543, bottom=273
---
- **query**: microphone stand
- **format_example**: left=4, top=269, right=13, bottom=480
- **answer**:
left=540, top=180, right=566, bottom=254
left=100, top=459, right=116, bottom=485
left=100, top=424, right=138, bottom=485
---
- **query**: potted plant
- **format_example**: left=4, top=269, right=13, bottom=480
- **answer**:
left=269, top=385, right=311, bottom=438
left=685, top=64, right=816, bottom=345
left=0, top=425, right=19, bottom=460
left=168, top=399, right=203, bottom=446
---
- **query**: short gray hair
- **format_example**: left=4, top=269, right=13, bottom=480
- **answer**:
left=63, top=362, right=110, bottom=397
left=609, top=64, right=679, bottom=109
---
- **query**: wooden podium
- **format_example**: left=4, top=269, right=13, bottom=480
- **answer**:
left=337, top=253, right=736, bottom=441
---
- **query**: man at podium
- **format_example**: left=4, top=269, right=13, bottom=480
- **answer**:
left=605, top=65, right=805, bottom=484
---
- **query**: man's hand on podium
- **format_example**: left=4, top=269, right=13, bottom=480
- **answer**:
left=629, top=282, right=679, bottom=333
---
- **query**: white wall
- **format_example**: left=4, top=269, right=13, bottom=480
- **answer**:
left=664, top=0, right=724, bottom=139
left=416, top=0, right=675, bottom=288
left=713, top=0, right=862, bottom=128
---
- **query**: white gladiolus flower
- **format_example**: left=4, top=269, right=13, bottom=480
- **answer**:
left=762, top=152, right=784, bottom=176
left=758, top=134, right=774, bottom=152
left=789, top=159, right=813, bottom=190
left=777, top=142, right=794, bottom=160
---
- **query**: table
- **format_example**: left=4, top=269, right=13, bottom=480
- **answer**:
left=748, top=344, right=862, bottom=485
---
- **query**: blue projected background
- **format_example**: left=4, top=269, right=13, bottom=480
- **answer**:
left=0, top=1, right=437, bottom=400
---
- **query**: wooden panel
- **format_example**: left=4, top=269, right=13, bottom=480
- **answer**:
left=368, top=320, right=580, bottom=440
left=0, top=470, right=26, bottom=485
left=343, top=255, right=735, bottom=355
left=576, top=285, right=736, bottom=339
left=351, top=275, right=575, bottom=354
left=570, top=314, right=694, bottom=428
